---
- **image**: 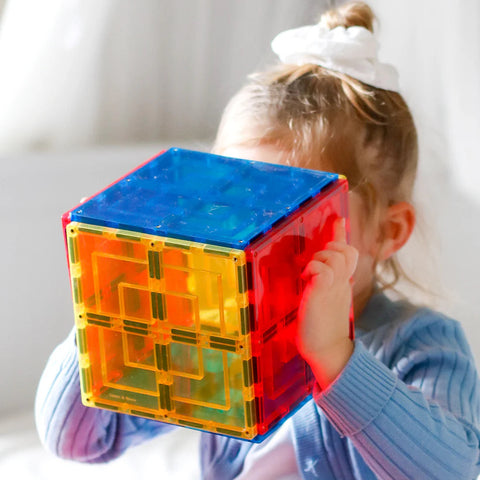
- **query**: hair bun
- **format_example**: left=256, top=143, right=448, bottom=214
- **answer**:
left=320, top=1, right=375, bottom=33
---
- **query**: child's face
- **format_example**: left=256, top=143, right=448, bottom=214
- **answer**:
left=221, top=145, right=378, bottom=313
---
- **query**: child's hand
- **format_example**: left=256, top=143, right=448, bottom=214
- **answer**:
left=297, top=217, right=358, bottom=389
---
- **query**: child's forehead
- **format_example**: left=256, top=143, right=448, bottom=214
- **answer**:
left=220, top=144, right=289, bottom=166
left=220, top=144, right=332, bottom=172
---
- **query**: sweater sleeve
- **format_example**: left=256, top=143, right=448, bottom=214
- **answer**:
left=34, top=328, right=174, bottom=463
left=314, top=312, right=480, bottom=480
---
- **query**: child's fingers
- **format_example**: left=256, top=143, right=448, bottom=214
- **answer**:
left=325, top=241, right=359, bottom=276
left=302, top=258, right=330, bottom=278
left=324, top=241, right=350, bottom=254
left=301, top=259, right=334, bottom=288
left=313, top=249, right=346, bottom=272
left=332, top=217, right=347, bottom=244
left=313, top=243, right=359, bottom=278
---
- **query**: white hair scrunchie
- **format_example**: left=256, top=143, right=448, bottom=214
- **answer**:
left=271, top=24, right=400, bottom=92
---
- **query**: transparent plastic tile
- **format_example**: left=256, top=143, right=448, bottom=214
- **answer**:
left=63, top=150, right=350, bottom=442
left=245, top=179, right=351, bottom=435
left=68, top=223, right=257, bottom=439
left=69, top=148, right=338, bottom=248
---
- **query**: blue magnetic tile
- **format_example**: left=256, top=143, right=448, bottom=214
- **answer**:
left=70, top=148, right=338, bottom=248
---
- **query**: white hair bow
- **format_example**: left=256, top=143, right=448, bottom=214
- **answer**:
left=271, top=24, right=400, bottom=92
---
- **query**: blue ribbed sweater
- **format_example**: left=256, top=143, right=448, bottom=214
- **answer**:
left=35, top=292, right=480, bottom=479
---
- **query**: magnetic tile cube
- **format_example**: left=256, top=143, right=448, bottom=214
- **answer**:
left=62, top=148, right=350, bottom=442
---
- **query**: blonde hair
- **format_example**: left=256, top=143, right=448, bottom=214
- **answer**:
left=213, top=1, right=418, bottom=292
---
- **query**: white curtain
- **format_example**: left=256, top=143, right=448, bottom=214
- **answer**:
left=0, top=0, right=325, bottom=151
left=0, top=0, right=114, bottom=150
left=0, top=0, right=477, bottom=200
left=368, top=0, right=480, bottom=206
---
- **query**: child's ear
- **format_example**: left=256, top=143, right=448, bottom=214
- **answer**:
left=377, top=202, right=415, bottom=261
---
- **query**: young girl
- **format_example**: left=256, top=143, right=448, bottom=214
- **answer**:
left=35, top=2, right=480, bottom=479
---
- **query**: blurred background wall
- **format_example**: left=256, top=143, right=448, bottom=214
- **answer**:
left=0, top=0, right=324, bottom=151
left=0, top=0, right=479, bottom=417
